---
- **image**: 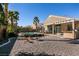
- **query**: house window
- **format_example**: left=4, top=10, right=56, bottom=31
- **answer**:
left=67, top=24, right=72, bottom=31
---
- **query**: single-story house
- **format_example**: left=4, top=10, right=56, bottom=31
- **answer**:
left=44, top=15, right=79, bottom=39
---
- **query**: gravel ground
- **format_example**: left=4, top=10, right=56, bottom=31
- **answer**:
left=9, top=35, right=79, bottom=56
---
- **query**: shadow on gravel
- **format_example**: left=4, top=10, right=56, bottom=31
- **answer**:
left=69, top=39, right=79, bottom=44
left=0, top=36, right=17, bottom=56
left=38, top=39, right=73, bottom=42
left=15, top=52, right=61, bottom=56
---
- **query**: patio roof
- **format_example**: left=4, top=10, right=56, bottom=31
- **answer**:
left=44, top=15, right=79, bottom=25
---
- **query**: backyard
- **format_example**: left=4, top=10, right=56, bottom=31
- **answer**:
left=1, top=34, right=79, bottom=56
left=1, top=3, right=79, bottom=56
left=10, top=35, right=79, bottom=56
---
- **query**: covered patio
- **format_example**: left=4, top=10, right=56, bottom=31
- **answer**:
left=44, top=15, right=79, bottom=39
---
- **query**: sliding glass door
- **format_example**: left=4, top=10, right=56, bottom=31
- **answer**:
left=54, top=24, right=61, bottom=34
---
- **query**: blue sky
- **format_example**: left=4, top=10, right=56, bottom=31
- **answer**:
left=9, top=3, right=79, bottom=26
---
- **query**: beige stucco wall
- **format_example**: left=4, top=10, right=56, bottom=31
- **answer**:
left=75, top=21, right=79, bottom=28
left=61, top=23, right=67, bottom=32
left=31, top=24, right=36, bottom=29
left=63, top=32, right=74, bottom=39
left=75, top=21, right=79, bottom=39
left=61, top=23, right=75, bottom=39
left=44, top=25, right=48, bottom=31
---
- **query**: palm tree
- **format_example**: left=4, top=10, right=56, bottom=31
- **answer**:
left=8, top=11, right=19, bottom=32
left=13, top=11, right=19, bottom=32
left=33, top=16, right=39, bottom=31
left=0, top=3, right=8, bottom=39
left=0, top=12, right=5, bottom=25
left=2, top=3, right=8, bottom=25
left=1, top=3, right=8, bottom=39
left=8, top=11, right=15, bottom=32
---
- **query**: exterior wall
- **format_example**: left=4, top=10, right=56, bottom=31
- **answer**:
left=44, top=25, right=48, bottom=31
left=58, top=23, right=74, bottom=39
left=75, top=21, right=79, bottom=39
left=63, top=32, right=74, bottom=39
left=61, top=23, right=67, bottom=32
left=75, top=21, right=79, bottom=29
left=44, top=23, right=75, bottom=39
left=76, top=32, right=79, bottom=39
left=31, top=24, right=36, bottom=29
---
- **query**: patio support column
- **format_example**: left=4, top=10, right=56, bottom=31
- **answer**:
left=72, top=20, right=76, bottom=39
left=52, top=24, right=55, bottom=34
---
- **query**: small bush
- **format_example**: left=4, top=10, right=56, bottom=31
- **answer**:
left=8, top=32, right=17, bottom=38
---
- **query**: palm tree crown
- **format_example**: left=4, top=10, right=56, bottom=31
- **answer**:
left=8, top=10, right=19, bottom=32
left=33, top=16, right=39, bottom=25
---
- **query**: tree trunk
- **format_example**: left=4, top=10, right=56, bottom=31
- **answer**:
left=11, top=17, right=14, bottom=32
left=16, top=20, right=18, bottom=32
left=3, top=3, right=8, bottom=40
